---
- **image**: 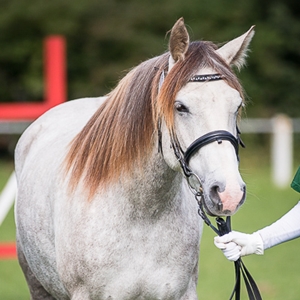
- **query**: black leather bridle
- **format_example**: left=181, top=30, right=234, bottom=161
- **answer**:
left=168, top=72, right=245, bottom=181
left=158, top=72, right=245, bottom=172
left=161, top=72, right=262, bottom=300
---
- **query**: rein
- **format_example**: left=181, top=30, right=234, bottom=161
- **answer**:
left=195, top=192, right=262, bottom=300
left=166, top=72, right=262, bottom=300
left=194, top=195, right=262, bottom=300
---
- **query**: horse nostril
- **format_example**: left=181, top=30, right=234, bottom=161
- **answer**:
left=209, top=183, right=246, bottom=214
left=210, top=185, right=219, bottom=198
left=240, top=185, right=246, bottom=205
left=217, top=201, right=223, bottom=212
left=209, top=185, right=223, bottom=211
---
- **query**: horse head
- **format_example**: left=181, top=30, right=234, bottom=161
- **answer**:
left=65, top=18, right=254, bottom=218
left=157, top=18, right=254, bottom=216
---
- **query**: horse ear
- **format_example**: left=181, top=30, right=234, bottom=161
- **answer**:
left=216, top=26, right=255, bottom=70
left=168, top=17, right=190, bottom=71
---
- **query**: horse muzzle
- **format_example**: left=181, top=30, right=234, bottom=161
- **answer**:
left=171, top=129, right=246, bottom=216
left=204, top=181, right=246, bottom=216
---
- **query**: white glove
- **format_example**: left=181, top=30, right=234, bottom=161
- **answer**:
left=214, top=241, right=241, bottom=261
left=214, top=231, right=264, bottom=261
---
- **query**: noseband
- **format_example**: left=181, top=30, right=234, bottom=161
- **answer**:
left=184, top=129, right=242, bottom=164
left=172, top=128, right=244, bottom=187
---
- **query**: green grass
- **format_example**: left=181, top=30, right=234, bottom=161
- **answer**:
left=0, top=150, right=300, bottom=299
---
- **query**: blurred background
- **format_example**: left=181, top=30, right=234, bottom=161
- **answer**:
left=1, top=0, right=300, bottom=299
left=0, top=0, right=300, bottom=117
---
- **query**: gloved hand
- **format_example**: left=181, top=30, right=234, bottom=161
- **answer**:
left=214, top=231, right=264, bottom=261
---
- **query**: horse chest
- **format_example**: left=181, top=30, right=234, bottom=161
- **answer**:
left=55, top=198, right=201, bottom=299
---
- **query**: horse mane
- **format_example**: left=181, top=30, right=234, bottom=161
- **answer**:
left=64, top=41, right=244, bottom=198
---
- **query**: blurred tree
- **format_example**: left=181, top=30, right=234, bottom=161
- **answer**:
left=0, top=0, right=300, bottom=117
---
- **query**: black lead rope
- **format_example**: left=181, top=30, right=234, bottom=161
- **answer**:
left=216, top=217, right=262, bottom=300
left=199, top=207, right=262, bottom=300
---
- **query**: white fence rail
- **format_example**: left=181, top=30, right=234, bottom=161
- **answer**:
left=0, top=121, right=31, bottom=134
left=1, top=115, right=300, bottom=187
left=241, top=115, right=299, bottom=188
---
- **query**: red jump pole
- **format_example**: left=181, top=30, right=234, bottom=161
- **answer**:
left=0, top=36, right=66, bottom=120
left=45, top=36, right=66, bottom=107
left=0, top=243, right=17, bottom=260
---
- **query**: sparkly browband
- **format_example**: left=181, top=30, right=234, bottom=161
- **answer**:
left=158, top=72, right=224, bottom=92
left=189, top=74, right=224, bottom=82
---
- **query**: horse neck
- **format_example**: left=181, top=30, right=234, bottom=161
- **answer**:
left=121, top=150, right=183, bottom=218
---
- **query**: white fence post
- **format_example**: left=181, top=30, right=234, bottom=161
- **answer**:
left=271, top=114, right=293, bottom=188
left=0, top=172, right=17, bottom=226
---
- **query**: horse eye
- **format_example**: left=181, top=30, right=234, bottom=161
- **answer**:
left=175, top=102, right=189, bottom=113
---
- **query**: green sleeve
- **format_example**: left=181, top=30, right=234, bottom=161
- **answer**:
left=291, top=166, right=300, bottom=193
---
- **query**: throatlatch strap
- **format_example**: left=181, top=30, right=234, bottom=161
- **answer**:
left=216, top=217, right=262, bottom=300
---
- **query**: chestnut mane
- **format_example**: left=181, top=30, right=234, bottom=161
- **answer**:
left=65, top=41, right=244, bottom=197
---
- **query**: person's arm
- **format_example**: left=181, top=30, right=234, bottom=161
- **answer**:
left=214, top=201, right=300, bottom=261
